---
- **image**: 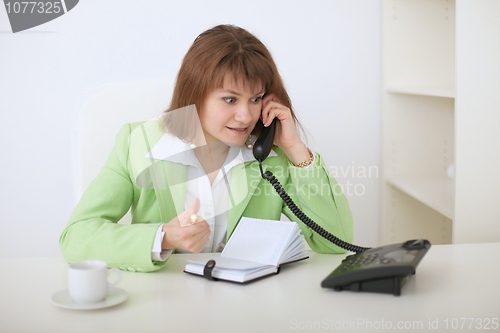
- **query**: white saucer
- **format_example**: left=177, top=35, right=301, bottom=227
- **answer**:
left=51, top=287, right=127, bottom=310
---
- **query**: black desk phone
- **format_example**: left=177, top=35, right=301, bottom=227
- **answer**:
left=321, top=239, right=431, bottom=296
left=253, top=118, right=431, bottom=296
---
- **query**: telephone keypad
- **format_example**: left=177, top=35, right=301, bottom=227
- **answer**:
left=341, top=253, right=379, bottom=272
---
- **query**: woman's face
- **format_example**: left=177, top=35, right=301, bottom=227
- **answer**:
left=199, top=76, right=264, bottom=147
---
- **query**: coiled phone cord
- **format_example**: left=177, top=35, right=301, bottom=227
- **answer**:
left=259, top=161, right=371, bottom=254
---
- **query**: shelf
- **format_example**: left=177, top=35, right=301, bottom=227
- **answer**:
left=386, top=85, right=455, bottom=99
left=385, top=175, right=454, bottom=220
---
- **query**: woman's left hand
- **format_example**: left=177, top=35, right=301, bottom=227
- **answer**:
left=261, top=94, right=310, bottom=165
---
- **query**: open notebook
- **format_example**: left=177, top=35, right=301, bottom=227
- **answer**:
left=184, top=217, right=308, bottom=283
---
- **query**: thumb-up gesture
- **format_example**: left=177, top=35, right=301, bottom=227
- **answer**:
left=161, top=198, right=211, bottom=253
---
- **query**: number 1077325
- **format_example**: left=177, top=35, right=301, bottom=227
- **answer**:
left=5, top=2, right=63, bottom=14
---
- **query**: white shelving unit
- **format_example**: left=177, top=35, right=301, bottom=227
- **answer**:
left=381, top=0, right=500, bottom=245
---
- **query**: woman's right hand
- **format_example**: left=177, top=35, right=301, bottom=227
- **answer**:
left=161, top=198, right=211, bottom=253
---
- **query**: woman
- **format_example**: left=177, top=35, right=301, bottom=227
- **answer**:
left=60, top=25, right=353, bottom=273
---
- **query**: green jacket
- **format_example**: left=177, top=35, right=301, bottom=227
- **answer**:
left=60, top=119, right=354, bottom=272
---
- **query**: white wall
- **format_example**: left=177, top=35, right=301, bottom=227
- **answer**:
left=0, top=0, right=381, bottom=257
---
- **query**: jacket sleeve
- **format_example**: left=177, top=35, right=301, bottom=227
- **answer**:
left=59, top=124, right=167, bottom=272
left=282, top=152, right=354, bottom=253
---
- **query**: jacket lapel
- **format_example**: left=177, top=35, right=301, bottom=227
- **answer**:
left=129, top=120, right=189, bottom=222
left=161, top=161, right=187, bottom=218
left=226, top=160, right=267, bottom=239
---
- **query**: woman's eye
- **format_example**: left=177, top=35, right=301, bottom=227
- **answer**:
left=251, top=97, right=263, bottom=103
left=223, top=97, right=236, bottom=104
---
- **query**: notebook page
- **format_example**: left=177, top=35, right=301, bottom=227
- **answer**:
left=222, top=217, right=298, bottom=266
left=280, top=233, right=306, bottom=262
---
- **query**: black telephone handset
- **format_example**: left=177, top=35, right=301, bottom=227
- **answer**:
left=252, top=118, right=431, bottom=296
left=252, top=118, right=277, bottom=163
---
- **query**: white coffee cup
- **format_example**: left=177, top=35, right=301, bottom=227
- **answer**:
left=68, top=260, right=122, bottom=304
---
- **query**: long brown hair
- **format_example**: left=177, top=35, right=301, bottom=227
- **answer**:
left=165, top=24, right=300, bottom=142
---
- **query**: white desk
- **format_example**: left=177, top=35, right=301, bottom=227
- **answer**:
left=1, top=243, right=499, bottom=333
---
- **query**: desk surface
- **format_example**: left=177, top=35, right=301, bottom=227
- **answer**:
left=1, top=243, right=499, bottom=333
